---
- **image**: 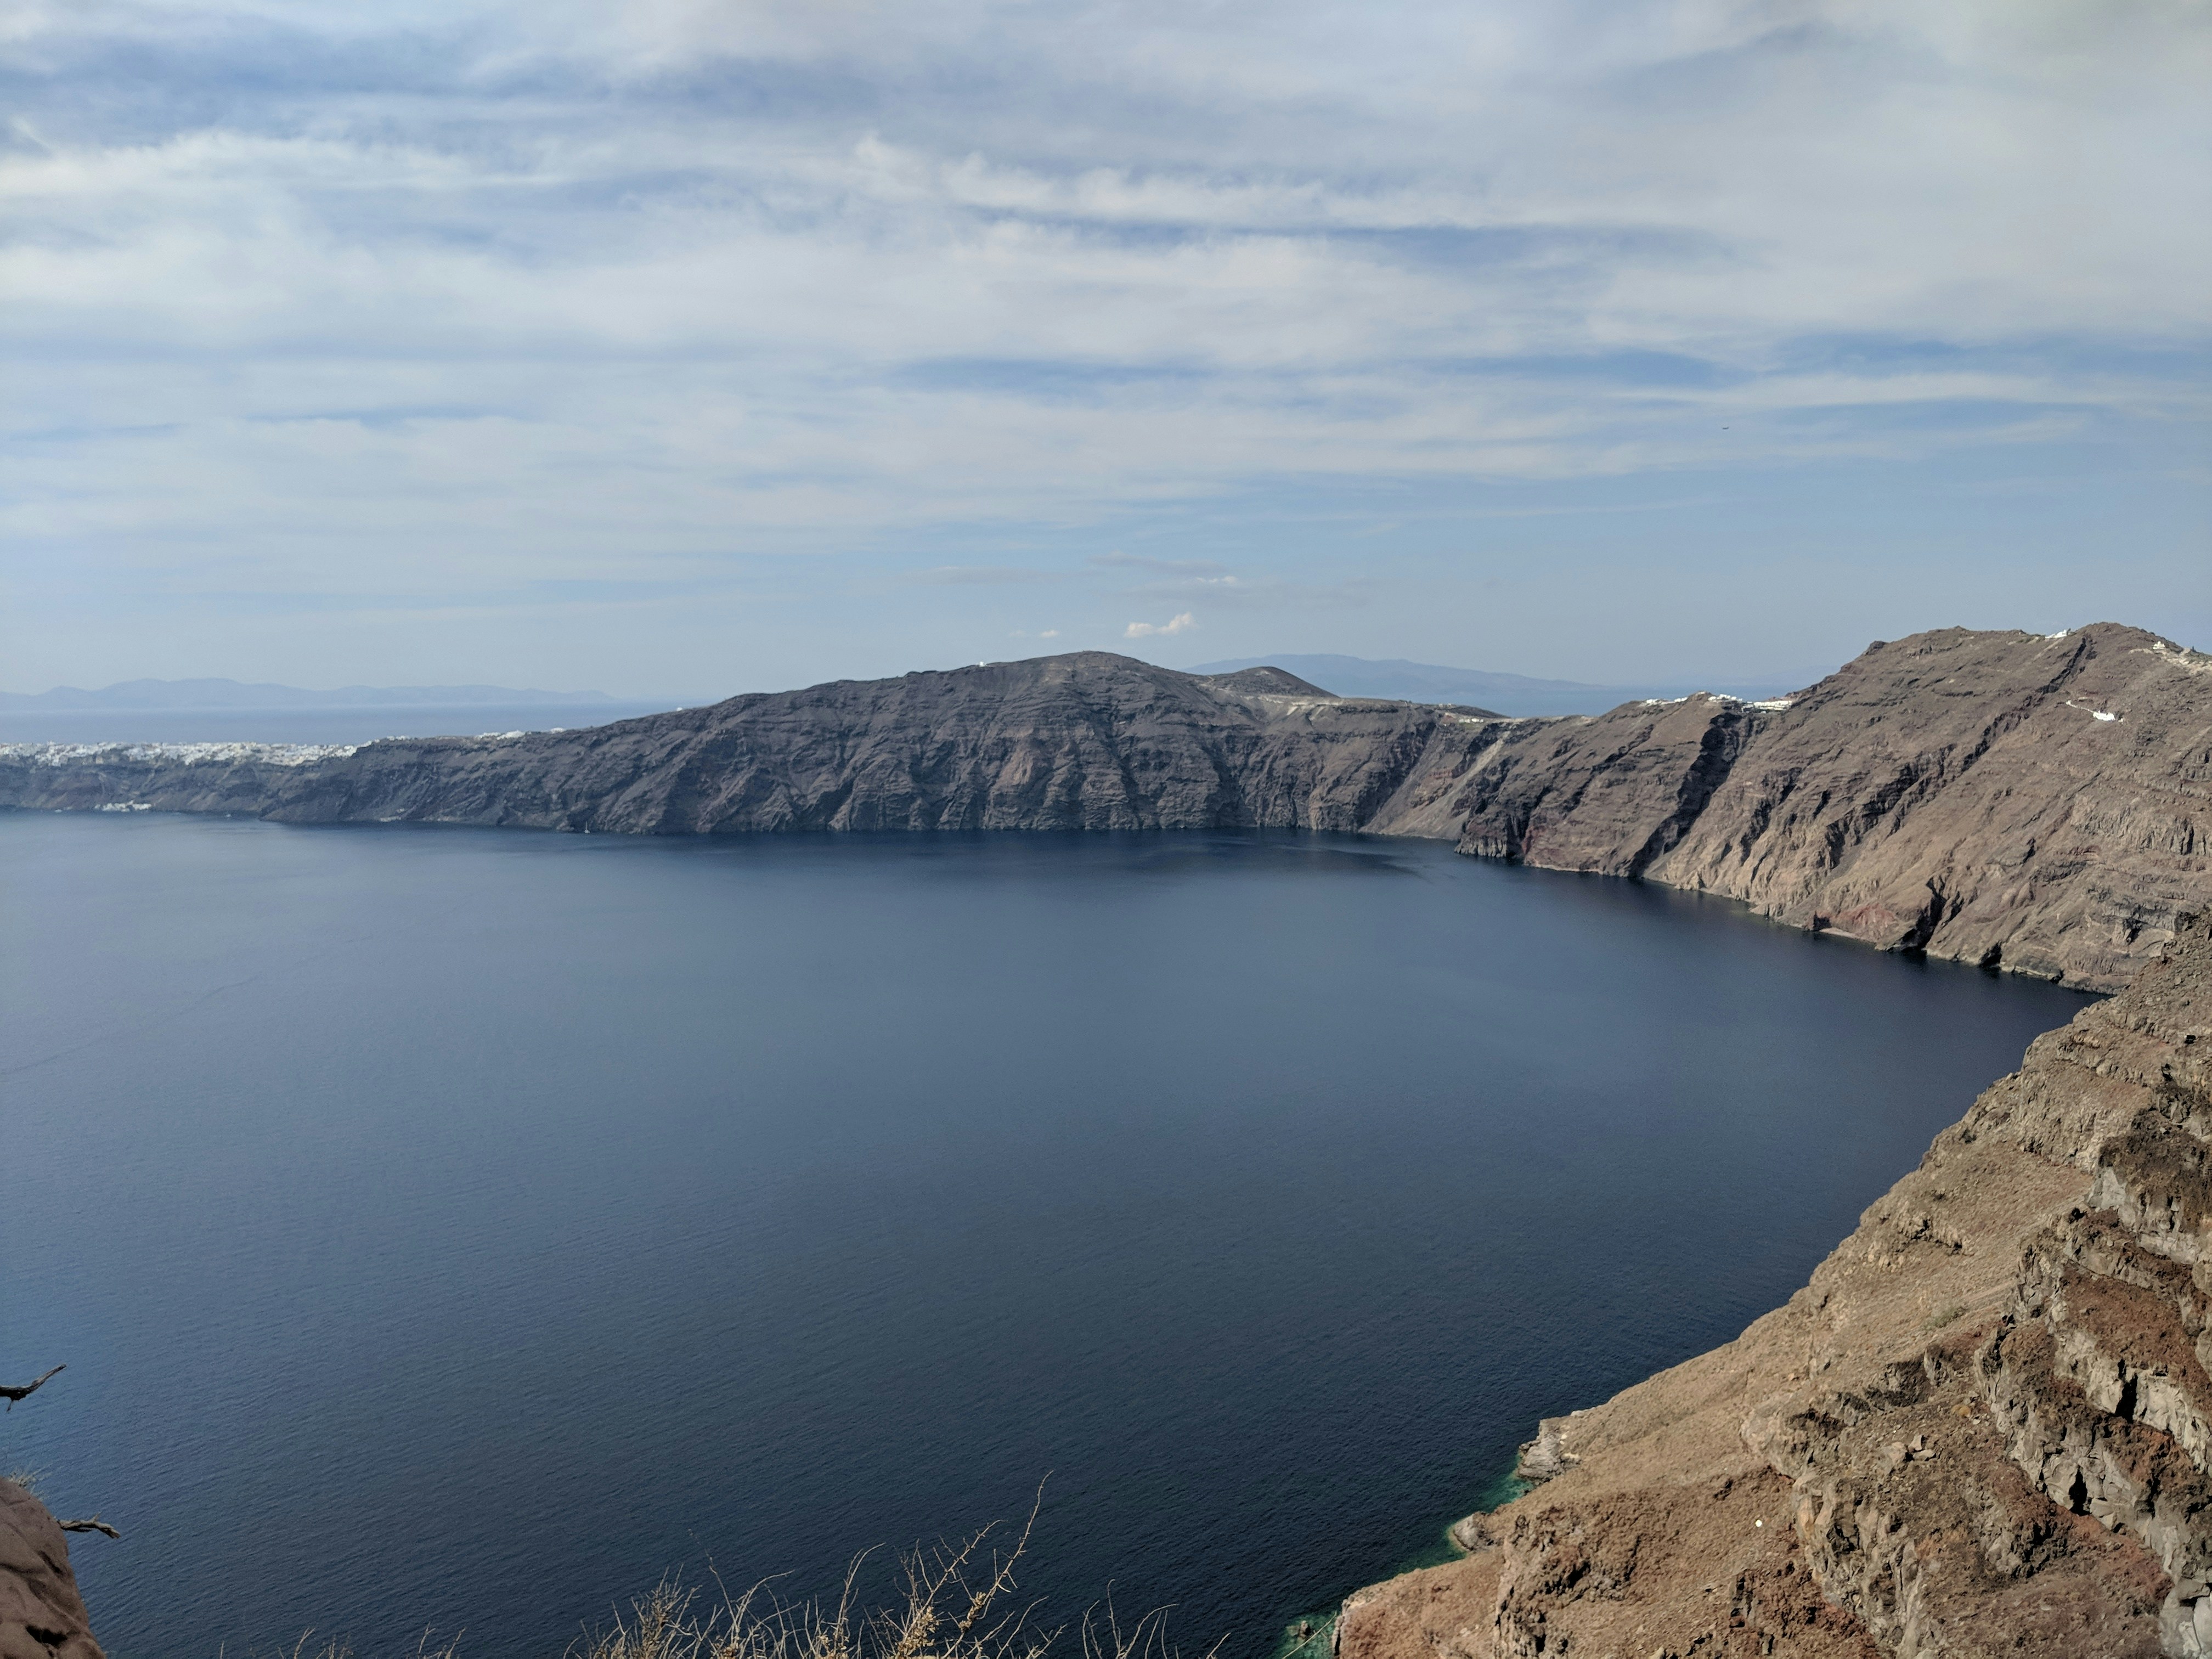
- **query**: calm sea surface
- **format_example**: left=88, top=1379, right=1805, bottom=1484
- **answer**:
left=1, top=815, right=2092, bottom=1659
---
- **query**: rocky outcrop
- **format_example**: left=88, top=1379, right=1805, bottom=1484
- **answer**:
left=1424, top=624, right=2212, bottom=990
left=1337, top=912, right=2212, bottom=1658
left=0, top=1481, right=102, bottom=1659
left=5, top=623, right=2208, bottom=990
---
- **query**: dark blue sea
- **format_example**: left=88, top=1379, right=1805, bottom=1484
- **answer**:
left=0, top=815, right=2093, bottom=1658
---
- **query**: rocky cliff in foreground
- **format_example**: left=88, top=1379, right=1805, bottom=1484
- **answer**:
left=3, top=624, right=2207, bottom=990
left=1339, top=912, right=2212, bottom=1658
left=0, top=1481, right=101, bottom=1659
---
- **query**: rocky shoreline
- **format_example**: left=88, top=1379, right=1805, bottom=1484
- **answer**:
left=1338, top=913, right=2212, bottom=1657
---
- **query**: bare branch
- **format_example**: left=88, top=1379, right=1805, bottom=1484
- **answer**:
left=953, top=1482, right=1048, bottom=1645
left=2, top=1364, right=63, bottom=1410
left=558, top=1492, right=1100, bottom=1659
left=58, top=1517, right=120, bottom=1539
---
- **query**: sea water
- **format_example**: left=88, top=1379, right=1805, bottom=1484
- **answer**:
left=0, top=815, right=2093, bottom=1658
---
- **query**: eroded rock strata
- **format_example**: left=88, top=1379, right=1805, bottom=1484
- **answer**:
left=1339, top=912, right=2212, bottom=1658
left=4, top=623, right=2208, bottom=990
left=1442, top=625, right=2212, bottom=993
left=0, top=661, right=1487, bottom=838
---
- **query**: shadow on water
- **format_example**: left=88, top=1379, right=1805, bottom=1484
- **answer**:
left=0, top=816, right=2095, bottom=1659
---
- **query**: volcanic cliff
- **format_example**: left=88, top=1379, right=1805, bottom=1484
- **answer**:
left=5, top=623, right=2205, bottom=991
left=1337, top=910, right=2212, bottom=1659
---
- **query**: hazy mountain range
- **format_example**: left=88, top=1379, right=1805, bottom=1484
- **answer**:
left=3, top=658, right=1807, bottom=721
left=1184, top=654, right=1805, bottom=716
left=0, top=679, right=621, bottom=711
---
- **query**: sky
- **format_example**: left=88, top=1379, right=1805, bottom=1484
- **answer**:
left=3, top=0, right=2208, bottom=698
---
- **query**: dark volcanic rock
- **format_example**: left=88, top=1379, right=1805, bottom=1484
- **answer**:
left=1444, top=691, right=1763, bottom=874
left=0, top=1480, right=101, bottom=1659
left=1430, top=623, right=2212, bottom=989
left=7, top=627, right=2209, bottom=989
left=0, top=653, right=1498, bottom=837
left=1645, top=624, right=2212, bottom=990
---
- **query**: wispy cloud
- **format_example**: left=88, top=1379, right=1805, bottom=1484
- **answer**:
left=1090, top=552, right=1231, bottom=576
left=908, top=566, right=1068, bottom=586
left=1126, top=612, right=1197, bottom=639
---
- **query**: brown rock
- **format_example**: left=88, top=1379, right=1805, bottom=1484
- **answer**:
left=1443, top=691, right=1759, bottom=876
left=1443, top=623, right=2212, bottom=990
left=0, top=1480, right=103, bottom=1659
left=1646, top=624, right=2212, bottom=989
left=0, top=655, right=1491, bottom=838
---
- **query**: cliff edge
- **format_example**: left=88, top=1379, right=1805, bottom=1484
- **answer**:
left=4, top=627, right=2210, bottom=1652
left=0, top=653, right=1487, bottom=838
left=1338, top=911, right=2212, bottom=1658
left=1437, top=624, right=2212, bottom=993
left=0, top=1481, right=103, bottom=1659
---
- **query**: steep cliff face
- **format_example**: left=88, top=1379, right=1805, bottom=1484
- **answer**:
left=5, top=634, right=2211, bottom=1655
left=0, top=655, right=1488, bottom=837
left=1436, top=692, right=1765, bottom=874
left=1432, top=624, right=2212, bottom=990
left=1649, top=625, right=2212, bottom=990
left=1338, top=913, right=2212, bottom=1659
left=4, top=625, right=2208, bottom=991
left=0, top=1481, right=102, bottom=1659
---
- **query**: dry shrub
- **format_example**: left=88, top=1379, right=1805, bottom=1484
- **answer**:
left=246, top=1503, right=1203, bottom=1659
left=267, top=1636, right=459, bottom=1659
left=572, top=1510, right=1201, bottom=1659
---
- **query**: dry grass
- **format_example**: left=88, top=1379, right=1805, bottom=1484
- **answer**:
left=1921, top=1301, right=1966, bottom=1332
left=259, top=1503, right=1204, bottom=1659
left=266, top=1637, right=459, bottom=1659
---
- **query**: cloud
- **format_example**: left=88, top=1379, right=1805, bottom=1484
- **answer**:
left=0, top=0, right=2205, bottom=688
left=1089, top=551, right=1231, bottom=576
left=1125, top=612, right=1197, bottom=639
left=908, top=566, right=1067, bottom=585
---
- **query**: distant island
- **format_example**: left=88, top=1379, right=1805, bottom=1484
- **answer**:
left=1183, top=653, right=1803, bottom=716
left=4, top=624, right=2206, bottom=993
left=0, top=678, right=626, bottom=712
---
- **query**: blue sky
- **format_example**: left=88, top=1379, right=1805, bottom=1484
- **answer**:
left=3, top=0, right=2207, bottom=697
